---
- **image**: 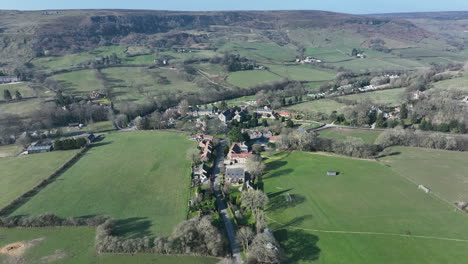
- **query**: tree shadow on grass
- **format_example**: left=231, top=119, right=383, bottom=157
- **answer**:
left=114, top=217, right=153, bottom=239
left=375, top=151, right=401, bottom=159
left=91, top=141, right=113, bottom=148
left=275, top=229, right=321, bottom=263
left=263, top=169, right=294, bottom=180
left=266, top=160, right=288, bottom=171
left=267, top=193, right=306, bottom=213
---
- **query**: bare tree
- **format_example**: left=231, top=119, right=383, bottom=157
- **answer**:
left=241, top=189, right=269, bottom=216
left=223, top=180, right=232, bottom=196
left=255, top=211, right=267, bottom=234
left=237, top=226, right=254, bottom=251
left=178, top=99, right=190, bottom=116
left=248, top=232, right=283, bottom=264
left=247, top=156, right=266, bottom=182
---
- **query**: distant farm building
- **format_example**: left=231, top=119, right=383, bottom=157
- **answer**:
left=0, top=76, right=19, bottom=84
left=418, top=185, right=430, bottom=193
left=327, top=171, right=338, bottom=176
left=27, top=143, right=53, bottom=154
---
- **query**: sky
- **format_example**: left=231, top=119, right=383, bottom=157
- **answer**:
left=1, top=0, right=468, bottom=14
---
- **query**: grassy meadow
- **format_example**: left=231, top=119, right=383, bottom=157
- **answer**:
left=263, top=151, right=468, bottom=264
left=53, top=69, right=104, bottom=95
left=287, top=99, right=347, bottom=115
left=433, top=75, right=468, bottom=91
left=380, top=146, right=468, bottom=203
left=0, top=150, right=79, bottom=209
left=12, top=131, right=194, bottom=237
left=218, top=41, right=298, bottom=62
left=266, top=64, right=337, bottom=82
left=227, top=70, right=284, bottom=88
left=342, top=88, right=406, bottom=106
left=318, top=127, right=382, bottom=144
left=0, top=227, right=218, bottom=264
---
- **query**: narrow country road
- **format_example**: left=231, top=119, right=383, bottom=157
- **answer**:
left=213, top=139, right=242, bottom=264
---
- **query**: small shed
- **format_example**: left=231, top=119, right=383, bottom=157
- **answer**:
left=327, top=171, right=338, bottom=176
left=418, top=185, right=430, bottom=193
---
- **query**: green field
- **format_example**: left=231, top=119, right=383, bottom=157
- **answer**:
left=381, top=146, right=468, bottom=203
left=0, top=144, right=23, bottom=158
left=287, top=88, right=406, bottom=117
left=101, top=67, right=201, bottom=103
left=53, top=69, right=104, bottom=95
left=287, top=99, right=347, bottom=115
left=0, top=150, right=79, bottom=209
left=264, top=151, right=468, bottom=264
left=318, top=127, right=382, bottom=144
left=218, top=41, right=297, bottom=62
left=0, top=227, right=218, bottom=264
left=0, top=98, right=51, bottom=117
left=0, top=82, right=43, bottom=98
left=433, top=75, right=468, bottom=91
left=341, top=88, right=406, bottom=106
left=12, top=131, right=194, bottom=237
left=266, top=64, right=337, bottom=81
left=227, top=70, right=284, bottom=88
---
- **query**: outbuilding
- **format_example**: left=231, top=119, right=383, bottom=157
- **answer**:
left=327, top=171, right=338, bottom=176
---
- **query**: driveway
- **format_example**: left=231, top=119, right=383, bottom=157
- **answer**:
left=213, top=139, right=242, bottom=264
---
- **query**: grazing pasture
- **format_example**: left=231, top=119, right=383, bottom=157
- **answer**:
left=380, top=146, right=468, bottom=203
left=0, top=227, right=218, bottom=264
left=53, top=69, right=104, bottom=95
left=318, top=127, right=382, bottom=144
left=266, top=64, right=337, bottom=82
left=341, top=88, right=406, bottom=106
left=0, top=150, right=79, bottom=209
left=286, top=99, right=347, bottom=115
left=12, top=131, right=194, bottom=237
left=101, top=66, right=201, bottom=103
left=433, top=75, right=468, bottom=92
left=227, top=70, right=283, bottom=88
left=263, top=151, right=468, bottom=264
left=0, top=98, right=51, bottom=117
left=218, top=41, right=297, bottom=62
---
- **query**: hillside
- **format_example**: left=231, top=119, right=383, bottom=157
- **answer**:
left=0, top=9, right=450, bottom=70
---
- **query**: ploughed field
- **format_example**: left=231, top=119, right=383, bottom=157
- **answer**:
left=10, top=131, right=194, bottom=237
left=263, top=151, right=468, bottom=263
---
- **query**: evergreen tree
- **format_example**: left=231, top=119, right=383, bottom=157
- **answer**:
left=15, top=90, right=22, bottom=100
left=3, top=89, right=12, bottom=100
left=400, top=104, right=408, bottom=119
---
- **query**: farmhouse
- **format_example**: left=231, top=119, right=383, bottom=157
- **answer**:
left=255, top=107, right=274, bottom=118
left=0, top=76, right=19, bottom=84
left=225, top=167, right=245, bottom=184
left=276, top=111, right=292, bottom=118
left=194, top=134, right=215, bottom=162
left=193, top=163, right=209, bottom=184
left=89, top=90, right=104, bottom=99
left=218, top=109, right=233, bottom=123
left=245, top=129, right=272, bottom=140
left=227, top=142, right=252, bottom=164
left=233, top=110, right=247, bottom=122
left=190, top=108, right=215, bottom=117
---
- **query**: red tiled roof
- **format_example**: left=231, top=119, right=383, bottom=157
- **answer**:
left=231, top=153, right=253, bottom=158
